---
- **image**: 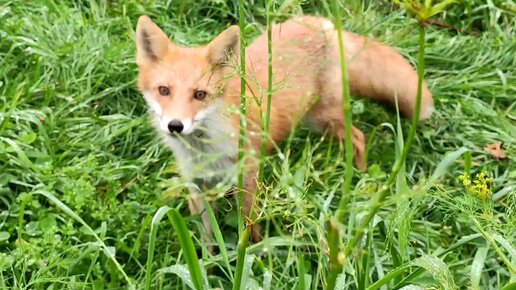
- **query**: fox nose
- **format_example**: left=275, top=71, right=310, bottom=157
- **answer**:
left=167, top=120, right=184, bottom=134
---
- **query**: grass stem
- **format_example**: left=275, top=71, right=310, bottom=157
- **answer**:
left=233, top=0, right=251, bottom=289
left=259, top=0, right=274, bottom=183
left=232, top=227, right=252, bottom=290
left=327, top=0, right=355, bottom=287
left=331, top=0, right=355, bottom=221
left=472, top=217, right=516, bottom=274
left=236, top=0, right=248, bottom=236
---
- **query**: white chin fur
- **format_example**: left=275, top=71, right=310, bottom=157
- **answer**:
left=180, top=119, right=194, bottom=135
left=153, top=100, right=237, bottom=184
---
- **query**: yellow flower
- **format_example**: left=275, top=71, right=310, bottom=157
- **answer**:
left=459, top=173, right=471, bottom=186
left=459, top=171, right=493, bottom=201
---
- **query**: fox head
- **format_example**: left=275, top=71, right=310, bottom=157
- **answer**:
left=135, top=16, right=239, bottom=137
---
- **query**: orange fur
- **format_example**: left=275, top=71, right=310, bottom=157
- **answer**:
left=135, top=15, right=434, bottom=242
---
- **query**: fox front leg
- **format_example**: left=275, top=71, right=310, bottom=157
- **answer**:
left=242, top=170, right=262, bottom=243
left=188, top=189, right=214, bottom=251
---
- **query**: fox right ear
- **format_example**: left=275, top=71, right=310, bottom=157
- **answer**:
left=136, top=16, right=171, bottom=65
left=207, top=25, right=240, bottom=67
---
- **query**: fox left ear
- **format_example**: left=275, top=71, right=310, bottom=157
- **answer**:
left=136, top=16, right=172, bottom=65
left=207, top=25, right=240, bottom=67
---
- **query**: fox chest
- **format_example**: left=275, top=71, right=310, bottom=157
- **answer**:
left=164, top=134, right=238, bottom=187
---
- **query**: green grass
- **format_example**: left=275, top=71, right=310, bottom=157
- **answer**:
left=1, top=0, right=515, bottom=289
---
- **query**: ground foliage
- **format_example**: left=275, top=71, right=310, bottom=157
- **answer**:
left=0, top=0, right=514, bottom=289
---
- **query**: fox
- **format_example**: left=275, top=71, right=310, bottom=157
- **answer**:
left=135, top=15, right=434, bottom=241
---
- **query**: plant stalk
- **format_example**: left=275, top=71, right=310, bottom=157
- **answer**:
left=472, top=217, right=516, bottom=274
left=232, top=227, right=252, bottom=290
left=326, top=0, right=354, bottom=287
left=233, top=1, right=250, bottom=289
left=341, top=23, right=427, bottom=266
left=326, top=218, right=343, bottom=290
left=236, top=0, right=247, bottom=235
left=332, top=0, right=355, bottom=221
left=259, top=0, right=274, bottom=183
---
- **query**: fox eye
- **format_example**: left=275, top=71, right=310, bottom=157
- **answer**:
left=193, top=90, right=207, bottom=101
left=158, top=86, right=170, bottom=96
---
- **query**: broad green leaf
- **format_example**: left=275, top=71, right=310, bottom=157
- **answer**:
left=39, top=215, right=57, bottom=232
left=158, top=265, right=195, bottom=290
left=18, top=132, right=37, bottom=144
left=335, top=273, right=347, bottom=290
left=493, top=234, right=516, bottom=261
left=239, top=254, right=255, bottom=290
left=263, top=270, right=272, bottom=290
left=412, top=255, right=456, bottom=290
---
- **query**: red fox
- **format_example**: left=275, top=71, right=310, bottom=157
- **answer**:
left=135, top=15, right=433, bottom=241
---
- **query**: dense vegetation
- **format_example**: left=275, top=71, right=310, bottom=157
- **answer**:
left=0, top=0, right=514, bottom=289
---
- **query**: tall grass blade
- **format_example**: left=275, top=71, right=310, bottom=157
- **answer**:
left=394, top=93, right=408, bottom=196
left=464, top=151, right=472, bottom=175
left=470, top=246, right=489, bottom=289
left=356, top=223, right=374, bottom=290
left=201, top=197, right=233, bottom=279
left=430, top=147, right=469, bottom=181
left=146, top=206, right=172, bottom=290
left=83, top=221, right=107, bottom=290
left=0, top=90, right=22, bottom=136
left=297, top=252, right=307, bottom=290
left=367, top=264, right=411, bottom=290
left=167, top=209, right=205, bottom=290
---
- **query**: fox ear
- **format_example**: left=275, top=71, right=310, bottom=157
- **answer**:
left=207, top=25, right=240, bottom=66
left=136, top=16, right=171, bottom=65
